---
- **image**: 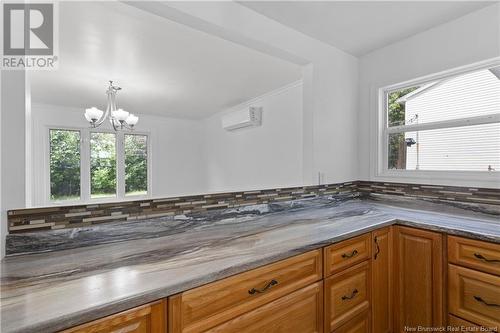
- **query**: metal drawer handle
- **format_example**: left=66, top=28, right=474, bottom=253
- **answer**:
left=342, top=249, right=358, bottom=259
left=374, top=237, right=380, bottom=260
left=474, top=296, right=500, bottom=307
left=248, top=279, right=278, bottom=295
left=474, top=253, right=500, bottom=263
left=341, top=289, right=358, bottom=301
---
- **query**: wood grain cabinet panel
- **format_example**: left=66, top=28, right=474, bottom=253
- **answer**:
left=371, top=227, right=393, bottom=333
left=204, top=282, right=323, bottom=333
left=448, top=264, right=500, bottom=329
left=448, top=314, right=498, bottom=332
left=448, top=236, right=500, bottom=276
left=393, top=226, right=443, bottom=332
left=333, top=310, right=370, bottom=333
left=61, top=300, right=166, bottom=333
left=324, top=234, right=371, bottom=277
left=169, top=249, right=322, bottom=333
left=324, top=261, right=371, bottom=332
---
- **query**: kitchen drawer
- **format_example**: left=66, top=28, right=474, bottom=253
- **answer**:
left=332, top=309, right=370, bottom=333
left=448, top=236, right=500, bottom=276
left=448, top=264, right=500, bottom=328
left=324, top=260, right=371, bottom=332
left=61, top=300, right=166, bottom=333
left=324, top=234, right=371, bottom=277
left=204, top=282, right=323, bottom=333
left=169, top=249, right=322, bottom=333
left=448, top=314, right=497, bottom=332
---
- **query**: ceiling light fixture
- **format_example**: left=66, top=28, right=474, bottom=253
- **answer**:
left=84, top=81, right=138, bottom=131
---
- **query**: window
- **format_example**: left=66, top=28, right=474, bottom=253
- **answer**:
left=125, top=134, right=148, bottom=196
left=90, top=132, right=117, bottom=198
left=49, top=129, right=81, bottom=201
left=381, top=63, right=500, bottom=177
left=48, top=129, right=149, bottom=203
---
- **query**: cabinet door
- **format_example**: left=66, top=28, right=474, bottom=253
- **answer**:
left=371, top=227, right=393, bottom=333
left=394, top=226, right=443, bottom=332
left=324, top=261, right=371, bottom=332
left=61, top=300, right=166, bottom=333
left=205, top=282, right=323, bottom=333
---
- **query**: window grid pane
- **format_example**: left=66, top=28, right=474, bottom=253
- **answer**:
left=50, top=129, right=81, bottom=201
left=125, top=134, right=148, bottom=196
left=90, top=132, right=116, bottom=198
left=386, top=65, right=500, bottom=172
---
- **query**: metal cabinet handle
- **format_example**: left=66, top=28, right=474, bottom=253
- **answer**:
left=474, top=296, right=500, bottom=307
left=341, top=249, right=358, bottom=259
left=248, top=279, right=278, bottom=295
left=341, top=289, right=358, bottom=301
left=474, top=253, right=500, bottom=263
left=374, top=236, right=380, bottom=260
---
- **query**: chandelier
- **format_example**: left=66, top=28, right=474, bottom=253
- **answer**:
left=84, top=81, right=139, bottom=131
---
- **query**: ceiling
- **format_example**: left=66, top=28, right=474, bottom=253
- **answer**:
left=240, top=1, right=496, bottom=56
left=29, top=1, right=302, bottom=119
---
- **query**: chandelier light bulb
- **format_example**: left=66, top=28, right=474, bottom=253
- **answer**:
left=112, top=109, right=130, bottom=122
left=125, top=114, right=139, bottom=126
left=84, top=107, right=103, bottom=122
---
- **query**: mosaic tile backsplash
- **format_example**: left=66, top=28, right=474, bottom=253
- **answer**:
left=7, top=181, right=500, bottom=233
left=7, top=182, right=357, bottom=233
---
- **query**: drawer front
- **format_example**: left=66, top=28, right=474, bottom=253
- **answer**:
left=448, top=236, right=500, bottom=276
left=448, top=315, right=498, bottom=332
left=205, top=282, right=323, bottom=333
left=325, top=261, right=371, bottom=332
left=61, top=300, right=166, bottom=333
left=448, top=264, right=500, bottom=328
left=324, top=234, right=371, bottom=277
left=169, top=249, right=322, bottom=333
left=333, top=310, right=370, bottom=333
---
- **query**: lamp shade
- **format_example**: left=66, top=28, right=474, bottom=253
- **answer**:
left=84, top=107, right=104, bottom=122
left=125, top=114, right=139, bottom=126
left=112, top=109, right=130, bottom=121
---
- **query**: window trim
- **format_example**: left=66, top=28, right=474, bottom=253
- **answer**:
left=45, top=126, right=151, bottom=205
left=375, top=58, right=500, bottom=186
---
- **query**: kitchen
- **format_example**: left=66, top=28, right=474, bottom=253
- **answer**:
left=1, top=1, right=499, bottom=332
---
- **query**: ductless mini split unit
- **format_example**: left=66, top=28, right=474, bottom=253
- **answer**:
left=221, top=106, right=263, bottom=131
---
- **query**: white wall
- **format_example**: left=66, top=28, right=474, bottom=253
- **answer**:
left=203, top=82, right=303, bottom=192
left=358, top=3, right=500, bottom=186
left=129, top=1, right=360, bottom=186
left=30, top=104, right=207, bottom=206
left=1, top=71, right=27, bottom=258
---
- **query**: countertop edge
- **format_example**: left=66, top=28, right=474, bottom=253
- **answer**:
left=6, top=216, right=500, bottom=333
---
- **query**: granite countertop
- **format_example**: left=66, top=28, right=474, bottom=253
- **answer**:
left=1, top=195, right=499, bottom=333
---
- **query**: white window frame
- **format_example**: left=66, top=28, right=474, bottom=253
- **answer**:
left=45, top=126, right=151, bottom=205
left=375, top=58, right=500, bottom=187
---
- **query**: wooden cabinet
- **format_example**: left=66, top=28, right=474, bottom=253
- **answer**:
left=371, top=227, right=393, bottom=333
left=393, top=226, right=443, bottom=331
left=333, top=310, right=370, bottom=333
left=204, top=282, right=323, bottom=333
left=447, top=236, right=500, bottom=331
left=169, top=250, right=322, bottom=333
left=448, top=264, right=500, bottom=328
left=324, top=234, right=371, bottom=276
left=61, top=300, right=166, bottom=333
left=324, top=261, right=371, bottom=332
left=448, top=236, right=500, bottom=276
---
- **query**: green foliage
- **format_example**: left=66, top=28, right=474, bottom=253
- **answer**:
left=50, top=130, right=81, bottom=200
left=125, top=135, right=147, bottom=195
left=90, top=133, right=116, bottom=197
left=387, top=87, right=418, bottom=169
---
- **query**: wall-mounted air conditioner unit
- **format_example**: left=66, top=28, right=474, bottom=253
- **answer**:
left=221, top=106, right=263, bottom=131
